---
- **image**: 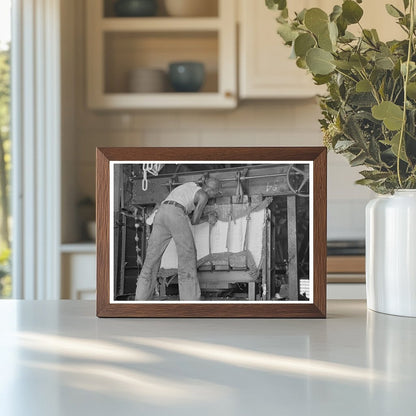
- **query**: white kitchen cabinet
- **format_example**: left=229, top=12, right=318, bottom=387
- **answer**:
left=238, top=0, right=404, bottom=99
left=86, top=0, right=237, bottom=109
left=239, top=0, right=326, bottom=99
left=61, top=245, right=96, bottom=300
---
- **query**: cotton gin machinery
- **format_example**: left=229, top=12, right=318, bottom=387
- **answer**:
left=113, top=163, right=310, bottom=301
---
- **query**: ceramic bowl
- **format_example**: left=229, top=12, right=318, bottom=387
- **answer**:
left=168, top=62, right=205, bottom=92
left=114, top=0, right=158, bottom=17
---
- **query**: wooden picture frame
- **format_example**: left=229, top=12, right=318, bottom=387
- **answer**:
left=96, top=147, right=327, bottom=318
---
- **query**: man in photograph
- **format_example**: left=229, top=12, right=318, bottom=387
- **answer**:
left=135, top=178, right=221, bottom=301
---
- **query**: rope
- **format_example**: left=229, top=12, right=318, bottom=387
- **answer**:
left=134, top=208, right=142, bottom=271
left=142, top=163, right=164, bottom=191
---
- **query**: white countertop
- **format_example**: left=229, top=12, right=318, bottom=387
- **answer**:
left=0, top=300, right=415, bottom=416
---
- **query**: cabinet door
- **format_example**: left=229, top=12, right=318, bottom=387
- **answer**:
left=239, top=0, right=326, bottom=99
left=239, top=0, right=404, bottom=99
left=62, top=253, right=96, bottom=300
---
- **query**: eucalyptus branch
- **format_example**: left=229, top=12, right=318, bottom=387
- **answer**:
left=393, top=85, right=404, bottom=103
left=390, top=79, right=398, bottom=101
left=334, top=68, right=358, bottom=84
left=359, top=22, right=378, bottom=49
left=359, top=69, right=381, bottom=104
left=267, top=0, right=416, bottom=193
left=398, top=24, right=410, bottom=35
left=397, top=0, right=415, bottom=188
left=354, top=37, right=363, bottom=54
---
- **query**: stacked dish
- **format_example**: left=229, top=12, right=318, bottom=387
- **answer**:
left=128, top=68, right=168, bottom=93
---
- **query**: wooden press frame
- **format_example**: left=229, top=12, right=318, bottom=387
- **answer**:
left=96, top=147, right=327, bottom=318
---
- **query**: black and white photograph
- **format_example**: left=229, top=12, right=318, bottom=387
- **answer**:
left=110, top=161, right=313, bottom=303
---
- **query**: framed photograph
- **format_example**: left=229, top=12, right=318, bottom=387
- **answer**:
left=96, top=147, right=327, bottom=318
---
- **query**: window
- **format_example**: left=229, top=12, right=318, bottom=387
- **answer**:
left=0, top=0, right=11, bottom=298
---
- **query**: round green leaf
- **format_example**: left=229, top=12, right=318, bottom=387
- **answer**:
left=333, top=60, right=352, bottom=70
left=371, top=29, right=380, bottom=42
left=277, top=23, right=298, bottom=43
left=328, top=21, right=338, bottom=43
left=336, top=15, right=348, bottom=36
left=330, top=5, right=342, bottom=22
left=356, top=80, right=372, bottom=92
left=306, top=48, right=335, bottom=75
left=313, top=74, right=332, bottom=85
left=266, top=0, right=287, bottom=11
left=389, top=132, right=408, bottom=162
left=304, top=8, right=329, bottom=35
left=385, top=4, right=403, bottom=18
left=407, top=82, right=416, bottom=99
left=342, top=0, right=364, bottom=24
left=350, top=54, right=368, bottom=70
left=371, top=101, right=404, bottom=131
left=296, top=8, right=307, bottom=23
left=296, top=57, right=308, bottom=69
left=401, top=61, right=416, bottom=76
left=318, top=28, right=333, bottom=52
left=375, top=56, right=395, bottom=70
left=294, top=33, right=316, bottom=58
left=318, top=22, right=338, bottom=52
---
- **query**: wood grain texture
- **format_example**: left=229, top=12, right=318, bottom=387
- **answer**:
left=327, top=256, right=365, bottom=274
left=96, top=148, right=110, bottom=317
left=313, top=147, right=327, bottom=318
left=96, top=147, right=327, bottom=318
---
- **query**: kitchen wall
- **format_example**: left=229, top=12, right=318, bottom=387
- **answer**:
left=61, top=0, right=374, bottom=243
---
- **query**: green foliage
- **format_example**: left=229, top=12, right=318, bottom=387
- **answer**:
left=372, top=101, right=404, bottom=130
left=266, top=0, right=287, bottom=11
left=0, top=247, right=11, bottom=298
left=0, top=47, right=10, bottom=129
left=306, top=48, right=335, bottom=74
left=342, top=1, right=363, bottom=24
left=294, top=33, right=316, bottom=57
left=386, top=4, right=404, bottom=18
left=304, top=8, right=328, bottom=35
left=266, top=0, right=416, bottom=193
left=0, top=45, right=11, bottom=255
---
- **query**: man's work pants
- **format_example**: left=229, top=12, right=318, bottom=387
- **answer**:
left=135, top=204, right=201, bottom=301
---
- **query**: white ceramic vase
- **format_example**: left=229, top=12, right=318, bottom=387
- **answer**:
left=366, top=190, right=416, bottom=317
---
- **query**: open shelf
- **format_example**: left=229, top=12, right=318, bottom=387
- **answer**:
left=104, top=31, right=218, bottom=94
left=91, top=93, right=235, bottom=109
left=87, top=0, right=236, bottom=109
